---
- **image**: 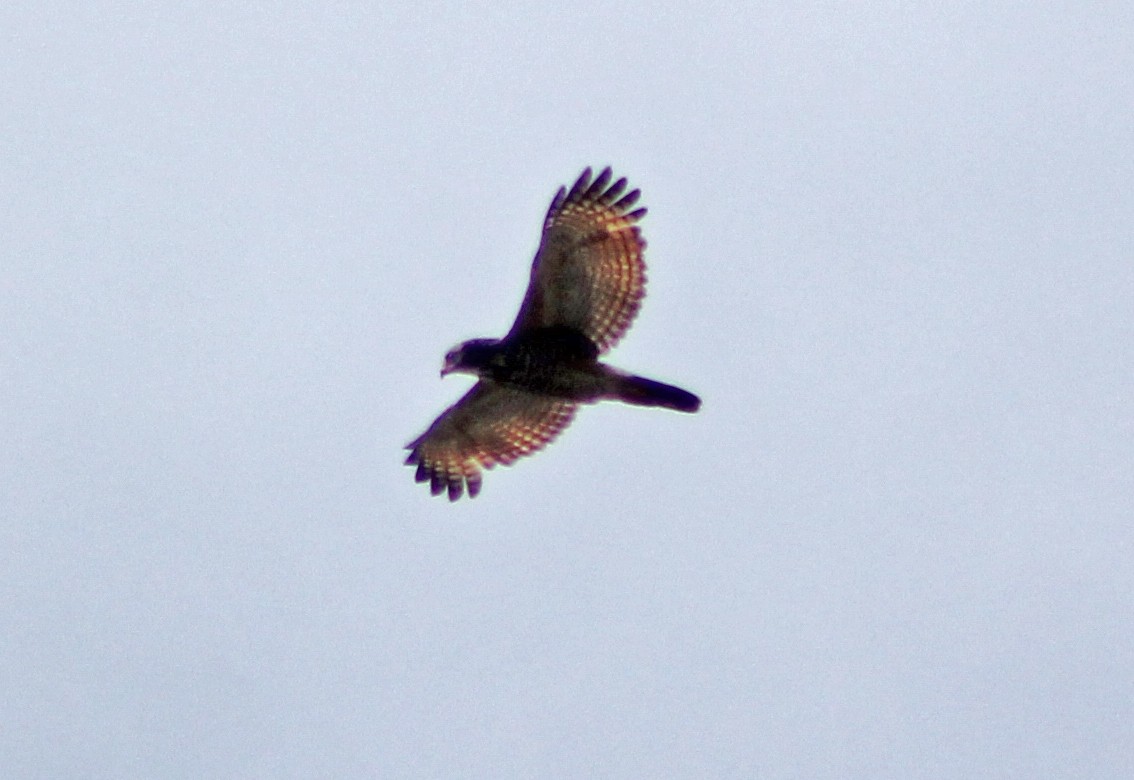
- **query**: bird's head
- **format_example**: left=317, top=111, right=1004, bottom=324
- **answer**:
left=441, top=338, right=502, bottom=377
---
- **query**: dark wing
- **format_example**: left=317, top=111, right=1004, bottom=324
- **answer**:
left=507, top=167, right=648, bottom=354
left=405, top=381, right=578, bottom=500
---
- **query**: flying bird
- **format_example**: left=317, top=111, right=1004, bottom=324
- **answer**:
left=405, top=167, right=700, bottom=500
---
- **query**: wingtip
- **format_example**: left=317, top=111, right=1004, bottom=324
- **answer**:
left=429, top=473, right=446, bottom=496
left=589, top=167, right=613, bottom=196
left=446, top=478, right=463, bottom=501
left=567, top=167, right=593, bottom=201
left=565, top=167, right=646, bottom=218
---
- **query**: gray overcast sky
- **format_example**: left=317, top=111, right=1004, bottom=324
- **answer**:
left=3, top=3, right=1132, bottom=778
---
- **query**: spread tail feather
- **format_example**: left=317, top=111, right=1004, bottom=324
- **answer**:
left=615, top=374, right=701, bottom=413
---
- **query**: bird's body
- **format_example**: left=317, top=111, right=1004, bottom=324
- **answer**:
left=441, top=325, right=700, bottom=410
left=406, top=167, right=700, bottom=500
left=457, top=327, right=600, bottom=396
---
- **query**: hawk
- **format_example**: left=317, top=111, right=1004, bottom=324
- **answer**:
left=405, top=167, right=700, bottom=500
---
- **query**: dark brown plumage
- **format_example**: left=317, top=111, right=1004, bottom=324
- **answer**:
left=405, top=167, right=700, bottom=500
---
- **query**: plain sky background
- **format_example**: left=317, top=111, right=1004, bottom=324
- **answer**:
left=3, top=3, right=1132, bottom=778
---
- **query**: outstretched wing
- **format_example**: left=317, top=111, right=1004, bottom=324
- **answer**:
left=507, top=167, right=648, bottom=354
left=404, top=382, right=578, bottom=501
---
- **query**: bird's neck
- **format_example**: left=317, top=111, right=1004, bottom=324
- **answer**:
left=460, top=340, right=506, bottom=373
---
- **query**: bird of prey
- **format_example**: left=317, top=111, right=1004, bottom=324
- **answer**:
left=405, top=167, right=700, bottom=500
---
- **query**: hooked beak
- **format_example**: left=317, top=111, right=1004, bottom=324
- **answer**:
left=440, top=356, right=457, bottom=378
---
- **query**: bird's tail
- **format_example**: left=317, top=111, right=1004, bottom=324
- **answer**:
left=614, top=374, right=701, bottom=413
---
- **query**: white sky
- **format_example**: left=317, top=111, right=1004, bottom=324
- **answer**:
left=3, top=3, right=1132, bottom=778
